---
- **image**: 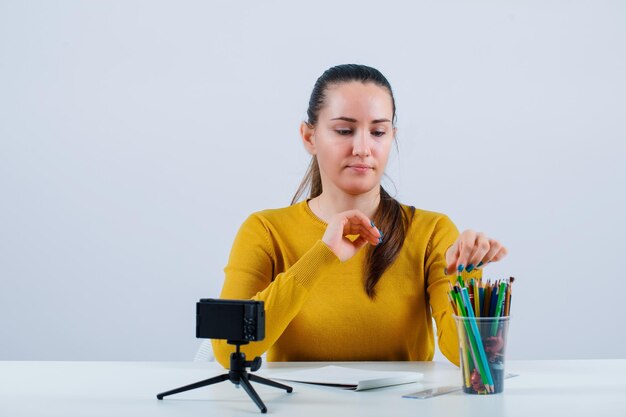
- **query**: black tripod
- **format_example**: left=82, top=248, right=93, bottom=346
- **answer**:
left=156, top=341, right=293, bottom=413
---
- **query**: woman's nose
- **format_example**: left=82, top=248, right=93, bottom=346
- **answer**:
left=352, top=131, right=371, bottom=157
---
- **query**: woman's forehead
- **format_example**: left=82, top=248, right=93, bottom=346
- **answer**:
left=321, top=82, right=393, bottom=120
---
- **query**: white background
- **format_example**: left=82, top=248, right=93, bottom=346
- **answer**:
left=1, top=0, right=624, bottom=361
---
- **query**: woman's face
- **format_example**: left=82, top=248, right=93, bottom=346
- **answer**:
left=303, top=81, right=396, bottom=196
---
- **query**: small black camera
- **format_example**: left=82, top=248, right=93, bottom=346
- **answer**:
left=196, top=299, right=265, bottom=342
left=158, top=298, right=289, bottom=413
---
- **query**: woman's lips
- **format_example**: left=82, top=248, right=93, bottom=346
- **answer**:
left=347, top=165, right=372, bottom=173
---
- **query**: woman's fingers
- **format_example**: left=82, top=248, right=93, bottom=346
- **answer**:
left=490, top=244, right=508, bottom=263
left=455, top=230, right=476, bottom=271
left=349, top=235, right=370, bottom=251
left=344, top=211, right=381, bottom=245
left=466, top=233, right=491, bottom=271
left=445, top=241, right=460, bottom=275
left=446, top=230, right=507, bottom=273
left=322, top=209, right=383, bottom=262
left=477, top=239, right=506, bottom=266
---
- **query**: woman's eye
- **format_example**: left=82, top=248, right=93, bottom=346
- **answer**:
left=372, top=131, right=386, bottom=137
left=336, top=129, right=352, bottom=136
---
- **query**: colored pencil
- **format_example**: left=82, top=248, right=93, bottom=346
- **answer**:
left=488, top=283, right=499, bottom=317
left=483, top=283, right=492, bottom=317
left=460, top=287, right=494, bottom=392
left=490, top=281, right=507, bottom=336
left=452, top=287, right=488, bottom=391
left=473, top=279, right=481, bottom=317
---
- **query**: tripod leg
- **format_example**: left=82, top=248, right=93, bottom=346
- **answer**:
left=156, top=374, right=229, bottom=399
left=239, top=374, right=268, bottom=413
left=249, top=374, right=293, bottom=393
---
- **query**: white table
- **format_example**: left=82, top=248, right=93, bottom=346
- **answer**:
left=0, top=360, right=624, bottom=416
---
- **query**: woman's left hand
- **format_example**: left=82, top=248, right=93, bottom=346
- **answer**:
left=444, top=230, right=507, bottom=275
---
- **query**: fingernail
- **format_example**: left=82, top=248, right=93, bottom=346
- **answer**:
left=370, top=220, right=375, bottom=227
left=466, top=264, right=475, bottom=272
left=477, top=261, right=483, bottom=268
left=378, top=237, right=383, bottom=244
left=457, top=264, right=464, bottom=273
left=380, top=230, right=384, bottom=237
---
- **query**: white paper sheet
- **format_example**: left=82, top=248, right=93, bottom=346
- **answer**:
left=269, top=365, right=424, bottom=391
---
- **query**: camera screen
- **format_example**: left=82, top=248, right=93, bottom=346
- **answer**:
left=196, top=299, right=265, bottom=342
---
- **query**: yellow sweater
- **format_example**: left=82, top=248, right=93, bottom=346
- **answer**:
left=212, top=200, right=480, bottom=368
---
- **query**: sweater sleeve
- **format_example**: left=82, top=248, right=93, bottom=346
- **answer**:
left=425, top=215, right=481, bottom=367
left=211, top=213, right=339, bottom=368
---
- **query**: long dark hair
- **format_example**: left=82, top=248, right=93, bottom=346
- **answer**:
left=291, top=64, right=414, bottom=299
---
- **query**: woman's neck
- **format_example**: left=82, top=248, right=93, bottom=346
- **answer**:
left=313, top=187, right=381, bottom=221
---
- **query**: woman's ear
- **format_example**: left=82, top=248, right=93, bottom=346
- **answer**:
left=300, top=122, right=316, bottom=155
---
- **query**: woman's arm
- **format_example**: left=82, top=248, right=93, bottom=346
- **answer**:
left=425, top=216, right=482, bottom=366
left=211, top=213, right=339, bottom=368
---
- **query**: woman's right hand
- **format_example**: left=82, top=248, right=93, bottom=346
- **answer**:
left=322, top=209, right=382, bottom=262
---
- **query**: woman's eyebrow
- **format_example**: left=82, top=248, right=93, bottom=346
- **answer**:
left=330, top=117, right=391, bottom=123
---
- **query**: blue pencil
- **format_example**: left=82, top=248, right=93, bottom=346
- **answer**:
left=479, top=287, right=485, bottom=316
left=488, top=282, right=499, bottom=317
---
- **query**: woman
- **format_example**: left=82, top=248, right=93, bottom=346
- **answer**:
left=212, top=64, right=507, bottom=368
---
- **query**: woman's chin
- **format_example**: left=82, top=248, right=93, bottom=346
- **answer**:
left=339, top=181, right=379, bottom=196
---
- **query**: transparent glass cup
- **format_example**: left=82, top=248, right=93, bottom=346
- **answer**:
left=453, top=315, right=511, bottom=394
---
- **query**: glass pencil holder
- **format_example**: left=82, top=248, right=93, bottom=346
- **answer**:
left=453, top=315, right=511, bottom=395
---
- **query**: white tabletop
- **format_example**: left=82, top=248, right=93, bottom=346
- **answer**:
left=0, top=359, right=624, bottom=416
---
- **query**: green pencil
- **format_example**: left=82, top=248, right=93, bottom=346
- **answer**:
left=452, top=289, right=488, bottom=390
left=490, top=281, right=507, bottom=336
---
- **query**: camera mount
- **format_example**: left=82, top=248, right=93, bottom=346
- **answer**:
left=156, top=341, right=292, bottom=414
